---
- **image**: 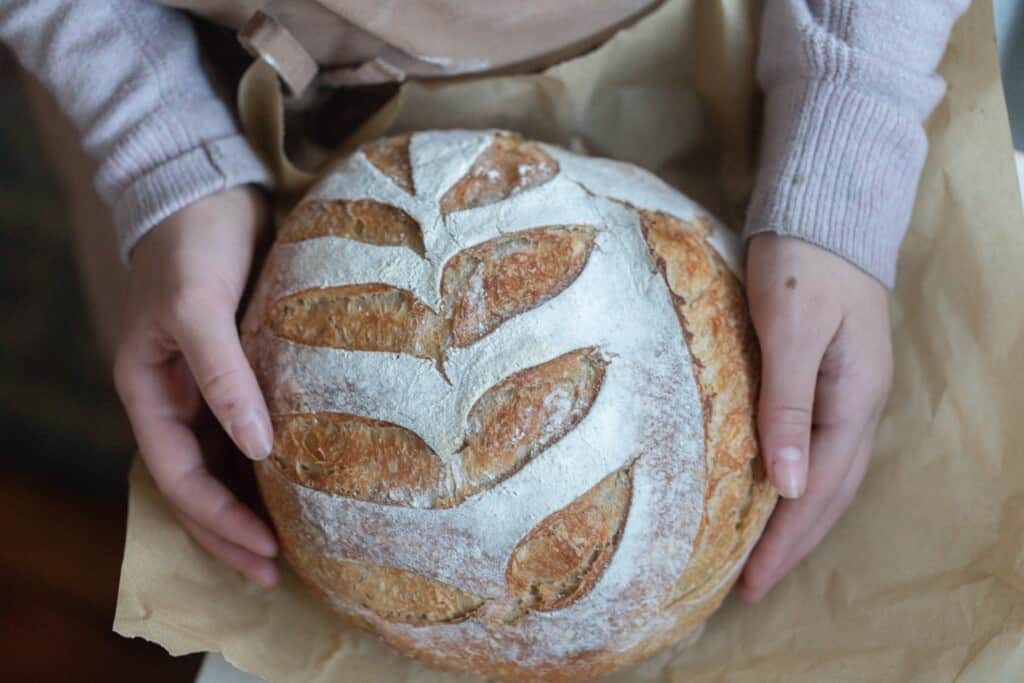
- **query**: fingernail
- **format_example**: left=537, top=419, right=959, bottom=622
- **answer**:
left=232, top=413, right=273, bottom=461
left=774, top=447, right=803, bottom=499
left=252, top=562, right=279, bottom=589
left=254, top=533, right=278, bottom=558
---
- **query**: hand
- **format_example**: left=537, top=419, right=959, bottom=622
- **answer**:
left=737, top=234, right=893, bottom=602
left=113, top=186, right=280, bottom=587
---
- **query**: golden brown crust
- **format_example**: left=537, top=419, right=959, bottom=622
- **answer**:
left=458, top=348, right=607, bottom=499
left=639, top=210, right=776, bottom=606
left=267, top=284, right=445, bottom=363
left=290, top=546, right=484, bottom=626
left=270, top=223, right=595, bottom=371
left=425, top=207, right=779, bottom=680
left=442, top=226, right=596, bottom=347
left=505, top=467, right=632, bottom=618
left=278, top=199, right=425, bottom=255
left=439, top=132, right=559, bottom=214
left=268, top=413, right=453, bottom=508
left=361, top=133, right=414, bottom=193
left=249, top=134, right=776, bottom=683
left=265, top=347, right=606, bottom=508
left=639, top=212, right=716, bottom=300
left=256, top=463, right=482, bottom=627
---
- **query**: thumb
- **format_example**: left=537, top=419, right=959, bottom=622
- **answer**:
left=756, top=321, right=828, bottom=499
left=172, top=295, right=274, bottom=461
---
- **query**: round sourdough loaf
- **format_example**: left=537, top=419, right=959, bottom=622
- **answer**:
left=241, top=130, right=777, bottom=682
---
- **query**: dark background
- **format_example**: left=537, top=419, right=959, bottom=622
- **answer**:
left=1, top=5, right=1022, bottom=682
left=0, top=48, right=201, bottom=682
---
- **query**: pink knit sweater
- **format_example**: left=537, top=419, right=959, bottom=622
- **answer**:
left=0, top=0, right=969, bottom=287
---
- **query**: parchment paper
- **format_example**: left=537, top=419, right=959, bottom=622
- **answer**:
left=114, top=1, right=1024, bottom=681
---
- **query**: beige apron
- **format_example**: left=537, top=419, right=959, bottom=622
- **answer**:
left=44, top=1, right=667, bottom=362
left=159, top=0, right=664, bottom=92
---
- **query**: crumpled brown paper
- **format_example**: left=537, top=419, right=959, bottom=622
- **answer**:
left=114, top=0, right=1024, bottom=681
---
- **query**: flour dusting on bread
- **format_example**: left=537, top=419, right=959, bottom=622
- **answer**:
left=242, top=130, right=774, bottom=683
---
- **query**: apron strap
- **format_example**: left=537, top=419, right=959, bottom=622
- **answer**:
left=238, top=11, right=319, bottom=96
left=236, top=59, right=318, bottom=201
left=320, top=57, right=408, bottom=87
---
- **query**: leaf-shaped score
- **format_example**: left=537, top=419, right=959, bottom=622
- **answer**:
left=505, top=467, right=633, bottom=619
left=439, top=132, right=558, bottom=214
left=288, top=544, right=483, bottom=625
left=267, top=349, right=607, bottom=507
left=361, top=133, right=414, bottom=194
left=278, top=198, right=425, bottom=256
left=268, top=413, right=454, bottom=508
left=262, top=350, right=615, bottom=623
left=442, top=226, right=597, bottom=347
left=457, top=348, right=608, bottom=500
left=268, top=284, right=445, bottom=364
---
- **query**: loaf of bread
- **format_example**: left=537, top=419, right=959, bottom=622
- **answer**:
left=241, top=130, right=777, bottom=682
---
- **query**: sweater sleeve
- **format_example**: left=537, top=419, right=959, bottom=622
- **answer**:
left=746, top=0, right=969, bottom=287
left=0, top=0, right=272, bottom=264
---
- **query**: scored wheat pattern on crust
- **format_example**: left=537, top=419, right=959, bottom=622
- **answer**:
left=439, top=133, right=559, bottom=214
left=266, top=225, right=598, bottom=369
left=266, top=348, right=608, bottom=511
left=242, top=130, right=773, bottom=681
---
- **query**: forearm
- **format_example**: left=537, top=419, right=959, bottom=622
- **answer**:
left=0, top=0, right=271, bottom=262
left=746, top=0, right=970, bottom=287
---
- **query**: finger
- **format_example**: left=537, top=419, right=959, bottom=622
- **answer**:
left=814, top=318, right=892, bottom=431
left=178, top=514, right=280, bottom=588
left=755, top=312, right=833, bottom=499
left=115, top=335, right=279, bottom=558
left=737, top=424, right=870, bottom=603
left=739, top=315, right=889, bottom=602
left=785, top=430, right=875, bottom=572
left=169, top=292, right=274, bottom=461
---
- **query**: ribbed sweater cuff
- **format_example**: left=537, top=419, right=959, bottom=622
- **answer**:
left=112, top=134, right=274, bottom=265
left=744, top=77, right=930, bottom=288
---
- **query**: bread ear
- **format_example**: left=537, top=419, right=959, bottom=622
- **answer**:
left=362, top=133, right=415, bottom=194
left=279, top=199, right=425, bottom=255
left=457, top=348, right=608, bottom=500
left=442, top=225, right=597, bottom=347
left=440, top=133, right=558, bottom=214
left=505, top=466, right=633, bottom=619
left=267, top=284, right=444, bottom=363
left=266, top=412, right=452, bottom=508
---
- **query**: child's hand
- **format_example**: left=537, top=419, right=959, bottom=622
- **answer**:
left=113, top=186, right=280, bottom=587
left=738, top=234, right=893, bottom=602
